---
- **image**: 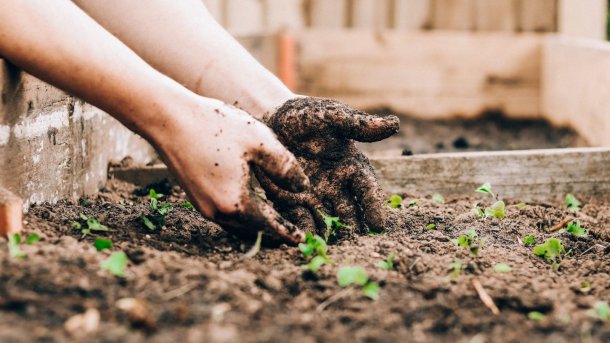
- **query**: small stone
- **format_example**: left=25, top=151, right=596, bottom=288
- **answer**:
left=64, top=308, right=100, bottom=336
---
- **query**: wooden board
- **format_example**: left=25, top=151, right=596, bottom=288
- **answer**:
left=474, top=0, right=516, bottom=31
left=392, top=0, right=432, bottom=30
left=308, top=0, right=347, bottom=28
left=350, top=0, right=390, bottom=29
left=431, top=0, right=476, bottom=30
left=296, top=30, right=542, bottom=119
left=518, top=0, right=557, bottom=32
left=110, top=148, right=610, bottom=201
left=263, top=0, right=305, bottom=32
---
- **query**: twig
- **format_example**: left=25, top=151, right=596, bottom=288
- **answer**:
left=472, top=278, right=500, bottom=315
left=579, top=244, right=607, bottom=257
left=243, top=231, right=263, bottom=259
left=162, top=282, right=199, bottom=301
left=316, top=288, right=353, bottom=312
left=548, top=218, right=574, bottom=232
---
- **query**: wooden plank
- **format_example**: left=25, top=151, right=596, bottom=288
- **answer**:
left=308, top=0, right=347, bottom=28
left=351, top=0, right=390, bottom=30
left=110, top=148, right=610, bottom=201
left=541, top=36, right=610, bottom=147
left=558, top=0, right=607, bottom=40
left=518, top=0, right=557, bottom=32
left=297, top=30, right=542, bottom=119
left=392, top=0, right=432, bottom=30
left=224, top=0, right=264, bottom=36
left=263, top=0, right=305, bottom=32
left=474, top=0, right=517, bottom=31
left=431, top=0, right=476, bottom=30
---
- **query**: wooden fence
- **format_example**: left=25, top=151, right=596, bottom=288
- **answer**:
left=203, top=0, right=559, bottom=35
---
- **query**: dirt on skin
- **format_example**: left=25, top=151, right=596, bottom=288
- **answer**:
left=1, top=179, right=609, bottom=343
left=359, top=110, right=589, bottom=158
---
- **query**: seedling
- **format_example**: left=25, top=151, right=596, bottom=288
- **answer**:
left=385, top=194, right=403, bottom=209
left=476, top=182, right=495, bottom=198
left=73, top=214, right=108, bottom=236
left=493, top=264, right=512, bottom=273
left=376, top=253, right=395, bottom=270
left=180, top=202, right=194, bottom=210
left=408, top=199, right=419, bottom=207
left=516, top=202, right=527, bottom=209
left=244, top=231, right=263, bottom=258
left=425, top=223, right=437, bottom=230
left=25, top=233, right=40, bottom=245
left=522, top=235, right=537, bottom=245
left=432, top=194, right=445, bottom=204
left=587, top=302, right=609, bottom=322
left=100, top=251, right=128, bottom=277
left=305, top=256, right=329, bottom=273
left=447, top=259, right=463, bottom=280
left=94, top=237, right=113, bottom=252
left=580, top=280, right=591, bottom=294
left=8, top=233, right=25, bottom=259
left=142, top=188, right=173, bottom=230
left=299, top=232, right=330, bottom=273
left=533, top=238, right=564, bottom=268
left=79, top=197, right=91, bottom=206
left=484, top=201, right=506, bottom=220
left=565, top=193, right=581, bottom=212
left=452, top=229, right=483, bottom=256
left=336, top=266, right=380, bottom=300
left=471, top=206, right=484, bottom=219
left=528, top=311, right=545, bottom=321
left=320, top=212, right=348, bottom=241
left=566, top=221, right=587, bottom=237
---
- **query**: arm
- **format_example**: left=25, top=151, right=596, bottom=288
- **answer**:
left=0, top=0, right=308, bottom=243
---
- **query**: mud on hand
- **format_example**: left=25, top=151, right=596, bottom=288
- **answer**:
left=259, top=97, right=400, bottom=238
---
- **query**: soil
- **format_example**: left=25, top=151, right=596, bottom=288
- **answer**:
left=358, top=110, right=589, bottom=157
left=1, top=180, right=609, bottom=343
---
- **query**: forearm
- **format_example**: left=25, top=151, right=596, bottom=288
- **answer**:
left=72, top=0, right=295, bottom=120
left=0, top=0, right=202, bottom=144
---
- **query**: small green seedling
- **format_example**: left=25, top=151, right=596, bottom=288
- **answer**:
left=376, top=253, right=395, bottom=271
left=180, top=202, right=194, bottom=210
left=533, top=238, right=564, bottom=268
left=528, top=311, right=545, bottom=321
left=337, top=266, right=380, bottom=300
left=425, top=223, right=437, bottom=230
left=587, top=302, right=609, bottom=322
left=485, top=201, right=506, bottom=220
left=408, top=199, right=419, bottom=207
left=299, top=233, right=330, bottom=273
left=8, top=233, right=25, bottom=259
left=565, top=193, right=581, bottom=212
left=580, top=280, right=591, bottom=294
left=142, top=188, right=173, bottom=230
left=94, top=237, right=113, bottom=252
left=566, top=221, right=588, bottom=237
left=452, top=229, right=483, bottom=256
left=447, top=259, right=463, bottom=280
left=244, top=231, right=263, bottom=258
left=320, top=212, right=348, bottom=241
left=432, top=194, right=445, bottom=204
left=494, top=264, right=512, bottom=273
left=100, top=251, right=128, bottom=277
left=25, top=233, right=40, bottom=245
left=476, top=182, right=495, bottom=198
left=79, top=197, right=91, bottom=206
left=522, top=235, right=537, bottom=245
left=471, top=206, right=484, bottom=219
left=516, top=202, right=527, bottom=209
left=385, top=194, right=403, bottom=209
left=305, top=256, right=329, bottom=273
left=73, top=214, right=108, bottom=236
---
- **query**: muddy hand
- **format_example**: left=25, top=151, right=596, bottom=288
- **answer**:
left=261, top=97, right=400, bottom=236
left=153, top=97, right=309, bottom=244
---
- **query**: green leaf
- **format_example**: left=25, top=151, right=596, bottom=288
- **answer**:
left=522, top=235, right=536, bottom=245
left=566, top=221, right=587, bottom=237
left=447, top=259, right=462, bottom=280
left=72, top=221, right=82, bottom=230
left=485, top=201, right=506, bottom=219
left=8, top=233, right=25, bottom=259
left=94, top=238, right=113, bottom=252
left=494, top=264, right=512, bottom=273
left=180, top=202, right=194, bottom=209
left=385, top=194, right=403, bottom=209
left=362, top=282, right=380, bottom=300
left=150, top=197, right=158, bottom=211
left=425, top=223, right=437, bottom=230
left=533, top=238, right=565, bottom=264
left=304, top=255, right=329, bottom=273
left=476, top=182, right=494, bottom=197
left=337, top=266, right=369, bottom=287
left=528, top=311, right=545, bottom=321
left=516, top=202, right=527, bottom=209
left=79, top=213, right=88, bottom=221
left=580, top=280, right=591, bottom=293
left=244, top=231, right=263, bottom=258
left=587, top=302, right=609, bottom=322
left=565, top=193, right=581, bottom=212
left=149, top=188, right=162, bottom=200
left=376, top=254, right=395, bottom=271
left=408, top=199, right=419, bottom=207
left=471, top=206, right=484, bottom=219
left=299, top=232, right=328, bottom=259
left=142, top=216, right=156, bottom=230
left=25, top=233, right=40, bottom=245
left=453, top=230, right=482, bottom=256
left=100, top=251, right=128, bottom=277
left=432, top=194, right=445, bottom=204
left=86, top=217, right=108, bottom=232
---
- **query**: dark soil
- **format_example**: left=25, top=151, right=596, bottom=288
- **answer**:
left=1, top=180, right=609, bottom=343
left=359, top=110, right=589, bottom=157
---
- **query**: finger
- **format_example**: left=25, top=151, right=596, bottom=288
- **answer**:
left=252, top=200, right=306, bottom=244
left=283, top=207, right=317, bottom=235
left=348, top=162, right=388, bottom=233
left=251, top=137, right=310, bottom=193
left=331, top=110, right=400, bottom=143
left=331, top=192, right=363, bottom=234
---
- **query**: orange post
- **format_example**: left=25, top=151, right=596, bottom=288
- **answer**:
left=0, top=188, right=24, bottom=238
left=278, top=32, right=297, bottom=91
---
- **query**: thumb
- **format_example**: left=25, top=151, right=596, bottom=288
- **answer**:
left=328, top=107, right=400, bottom=143
left=251, top=134, right=309, bottom=193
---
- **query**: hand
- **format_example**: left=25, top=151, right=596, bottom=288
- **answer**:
left=260, top=97, right=399, bottom=237
left=151, top=97, right=309, bottom=244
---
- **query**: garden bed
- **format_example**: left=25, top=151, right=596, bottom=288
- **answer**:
left=1, top=179, right=609, bottom=342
